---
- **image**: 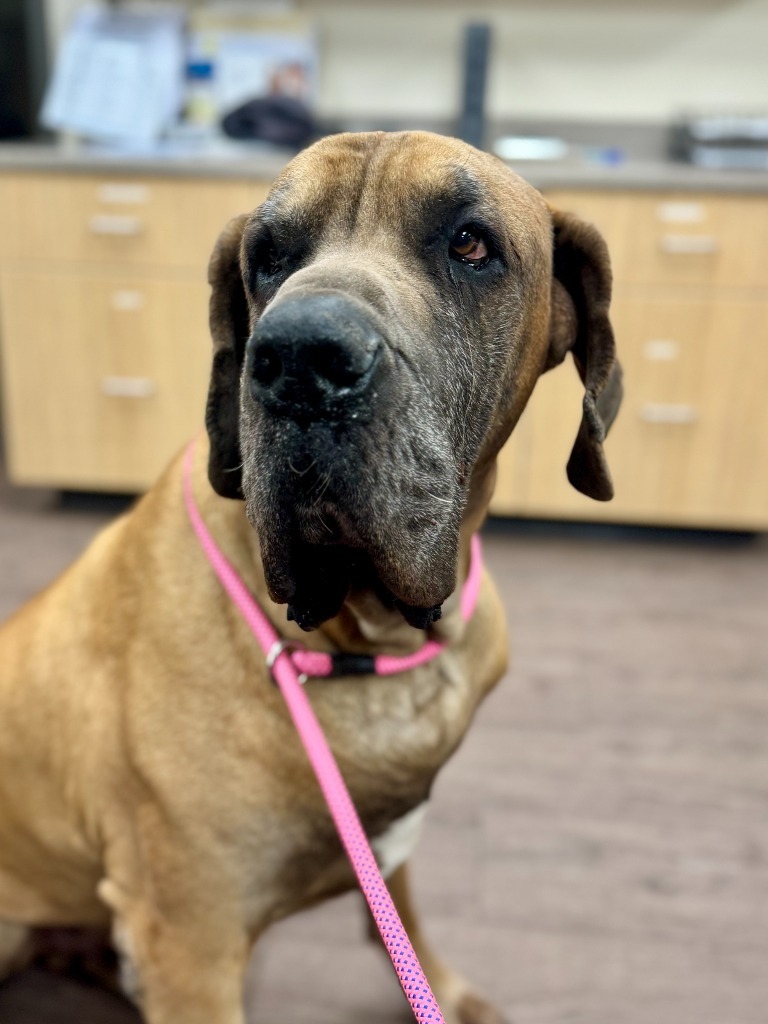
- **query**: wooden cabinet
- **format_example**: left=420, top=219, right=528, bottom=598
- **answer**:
left=492, top=190, right=768, bottom=530
left=1, top=170, right=766, bottom=529
left=0, top=172, right=269, bottom=490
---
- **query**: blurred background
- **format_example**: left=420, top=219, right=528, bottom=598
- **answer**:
left=0, top=2, right=767, bottom=1023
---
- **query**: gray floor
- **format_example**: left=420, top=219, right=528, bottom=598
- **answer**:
left=1, top=464, right=767, bottom=1024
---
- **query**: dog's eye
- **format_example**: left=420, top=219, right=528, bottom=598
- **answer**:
left=252, top=231, right=284, bottom=278
left=450, top=228, right=489, bottom=267
left=263, top=244, right=283, bottom=277
left=267, top=250, right=283, bottom=275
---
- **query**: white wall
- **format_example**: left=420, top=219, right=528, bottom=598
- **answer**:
left=45, top=0, right=82, bottom=56
left=45, top=0, right=768, bottom=123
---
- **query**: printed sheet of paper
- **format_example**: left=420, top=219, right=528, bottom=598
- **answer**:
left=41, top=5, right=184, bottom=145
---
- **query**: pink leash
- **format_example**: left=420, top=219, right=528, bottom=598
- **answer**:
left=182, top=441, right=482, bottom=1023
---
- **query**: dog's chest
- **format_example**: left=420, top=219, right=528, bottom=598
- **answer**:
left=370, top=802, right=428, bottom=878
left=325, top=649, right=476, bottom=794
left=247, top=651, right=478, bottom=921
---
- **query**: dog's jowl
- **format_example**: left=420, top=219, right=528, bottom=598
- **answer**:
left=0, top=131, right=621, bottom=1024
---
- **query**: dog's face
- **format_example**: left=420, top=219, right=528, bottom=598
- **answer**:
left=206, top=132, right=622, bottom=630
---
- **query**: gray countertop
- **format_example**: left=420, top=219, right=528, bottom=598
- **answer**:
left=0, top=138, right=290, bottom=182
left=1, top=137, right=767, bottom=194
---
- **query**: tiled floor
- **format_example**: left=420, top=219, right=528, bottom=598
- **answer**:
left=1, top=463, right=767, bottom=1024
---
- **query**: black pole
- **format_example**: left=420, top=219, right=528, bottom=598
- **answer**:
left=457, top=23, right=491, bottom=151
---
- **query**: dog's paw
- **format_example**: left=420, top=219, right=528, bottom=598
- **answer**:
left=455, top=991, right=508, bottom=1024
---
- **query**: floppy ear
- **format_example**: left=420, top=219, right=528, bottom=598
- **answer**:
left=205, top=213, right=251, bottom=499
left=544, top=208, right=623, bottom=501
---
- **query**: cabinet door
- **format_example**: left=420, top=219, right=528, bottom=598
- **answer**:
left=0, top=270, right=213, bottom=490
left=492, top=293, right=768, bottom=529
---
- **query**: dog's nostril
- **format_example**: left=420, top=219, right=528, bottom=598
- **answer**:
left=248, top=295, right=384, bottom=418
left=310, top=340, right=377, bottom=389
left=252, top=345, right=282, bottom=387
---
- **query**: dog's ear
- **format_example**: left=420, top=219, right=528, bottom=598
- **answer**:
left=205, top=213, right=251, bottom=499
left=544, top=208, right=623, bottom=501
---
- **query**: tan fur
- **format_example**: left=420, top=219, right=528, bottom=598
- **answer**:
left=0, top=131, right=619, bottom=1024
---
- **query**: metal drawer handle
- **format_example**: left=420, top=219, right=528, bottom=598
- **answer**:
left=640, top=403, right=698, bottom=425
left=111, top=290, right=145, bottom=312
left=656, top=201, right=705, bottom=224
left=644, top=339, right=680, bottom=361
left=97, top=183, right=150, bottom=205
left=101, top=376, right=155, bottom=399
left=659, top=234, right=719, bottom=255
left=88, top=214, right=143, bottom=236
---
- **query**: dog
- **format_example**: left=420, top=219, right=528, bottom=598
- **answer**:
left=0, top=131, right=621, bottom=1024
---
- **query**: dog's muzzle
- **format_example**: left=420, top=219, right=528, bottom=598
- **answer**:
left=247, top=292, right=384, bottom=423
left=241, top=288, right=459, bottom=631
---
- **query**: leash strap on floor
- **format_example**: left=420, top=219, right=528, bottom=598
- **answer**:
left=182, top=442, right=445, bottom=1024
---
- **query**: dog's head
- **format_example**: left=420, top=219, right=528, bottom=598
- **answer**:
left=206, top=131, right=622, bottom=630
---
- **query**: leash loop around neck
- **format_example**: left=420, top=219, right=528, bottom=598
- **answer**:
left=182, top=439, right=487, bottom=1024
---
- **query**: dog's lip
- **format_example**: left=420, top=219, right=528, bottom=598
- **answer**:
left=245, top=421, right=462, bottom=623
left=253, top=474, right=461, bottom=607
left=294, top=500, right=366, bottom=548
left=263, top=530, right=452, bottom=609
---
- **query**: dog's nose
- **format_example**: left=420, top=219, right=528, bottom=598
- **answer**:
left=248, top=294, right=382, bottom=419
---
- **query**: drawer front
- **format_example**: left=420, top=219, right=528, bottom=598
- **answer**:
left=546, top=190, right=768, bottom=291
left=0, top=174, right=268, bottom=268
left=492, top=295, right=768, bottom=528
left=0, top=270, right=214, bottom=490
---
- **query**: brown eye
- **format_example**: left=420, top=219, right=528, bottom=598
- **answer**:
left=450, top=228, right=489, bottom=265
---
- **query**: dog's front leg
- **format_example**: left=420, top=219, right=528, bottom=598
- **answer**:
left=378, top=862, right=505, bottom=1024
left=0, top=920, right=31, bottom=980
left=98, top=878, right=249, bottom=1024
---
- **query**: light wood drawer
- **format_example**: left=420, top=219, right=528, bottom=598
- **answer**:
left=0, top=173, right=268, bottom=268
left=546, top=190, right=768, bottom=291
left=0, top=269, right=214, bottom=490
left=492, top=294, right=768, bottom=529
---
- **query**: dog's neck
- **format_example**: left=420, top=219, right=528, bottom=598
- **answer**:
left=334, top=565, right=467, bottom=655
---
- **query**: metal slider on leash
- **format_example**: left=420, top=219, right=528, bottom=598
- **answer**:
left=265, top=639, right=308, bottom=686
left=267, top=639, right=381, bottom=684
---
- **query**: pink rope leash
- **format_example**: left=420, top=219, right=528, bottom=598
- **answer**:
left=182, top=442, right=451, bottom=1024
